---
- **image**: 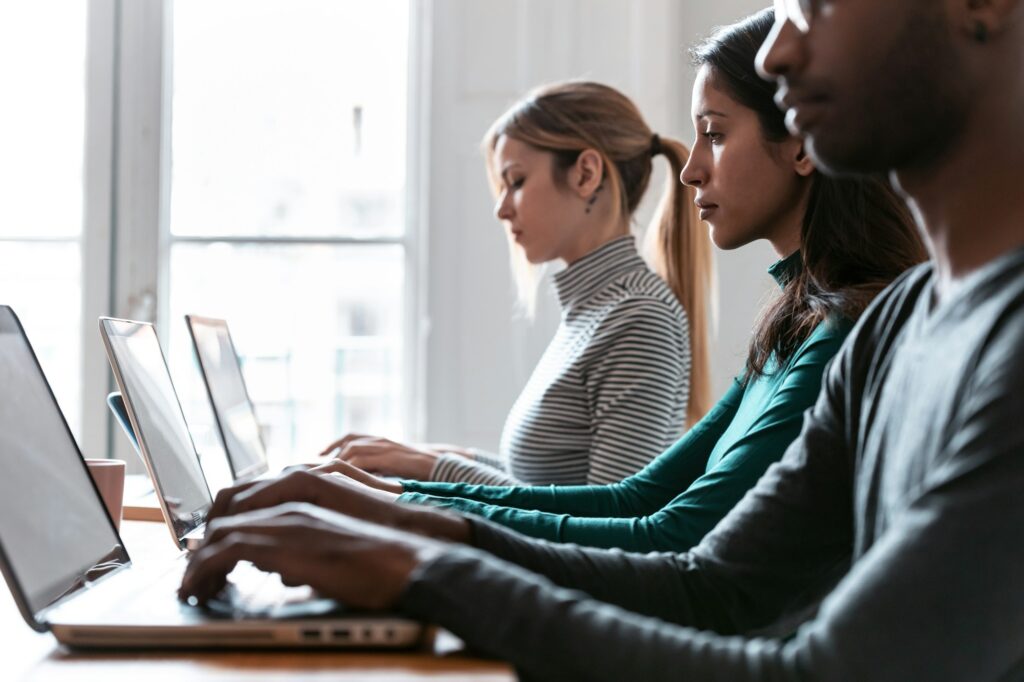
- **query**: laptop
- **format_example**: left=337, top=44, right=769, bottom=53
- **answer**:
left=184, top=315, right=271, bottom=483
left=0, top=306, right=422, bottom=648
left=99, top=316, right=215, bottom=550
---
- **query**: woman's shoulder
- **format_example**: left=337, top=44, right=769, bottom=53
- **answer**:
left=591, top=265, right=687, bottom=321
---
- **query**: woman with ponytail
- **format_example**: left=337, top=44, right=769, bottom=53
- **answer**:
left=319, top=81, right=711, bottom=487
left=316, top=10, right=926, bottom=554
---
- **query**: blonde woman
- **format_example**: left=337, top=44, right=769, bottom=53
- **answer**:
left=320, top=81, right=713, bottom=487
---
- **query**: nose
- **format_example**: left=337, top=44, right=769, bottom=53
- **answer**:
left=756, top=15, right=804, bottom=82
left=495, top=190, right=514, bottom=221
left=680, top=143, right=707, bottom=188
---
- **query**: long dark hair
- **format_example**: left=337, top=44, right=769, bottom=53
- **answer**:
left=692, top=9, right=927, bottom=379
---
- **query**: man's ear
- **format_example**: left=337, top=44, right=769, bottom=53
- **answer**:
left=571, top=149, right=606, bottom=197
left=960, top=0, right=1022, bottom=42
left=794, top=143, right=816, bottom=177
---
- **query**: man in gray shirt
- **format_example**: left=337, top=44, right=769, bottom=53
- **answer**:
left=180, top=1, right=1024, bottom=679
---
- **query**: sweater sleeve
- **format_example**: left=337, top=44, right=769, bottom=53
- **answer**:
left=428, top=451, right=522, bottom=486
left=397, top=329, right=1024, bottom=682
left=399, top=379, right=744, bottom=521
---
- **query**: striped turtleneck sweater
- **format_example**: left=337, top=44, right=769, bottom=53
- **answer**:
left=430, top=235, right=691, bottom=486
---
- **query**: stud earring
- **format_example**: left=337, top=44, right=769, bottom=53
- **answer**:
left=974, top=21, right=989, bottom=44
left=585, top=182, right=604, bottom=215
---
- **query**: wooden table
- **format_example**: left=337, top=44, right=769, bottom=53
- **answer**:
left=0, top=520, right=514, bottom=681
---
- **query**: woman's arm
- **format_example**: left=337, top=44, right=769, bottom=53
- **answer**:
left=399, top=322, right=845, bottom=550
left=402, top=337, right=834, bottom=550
left=427, top=450, right=523, bottom=486
left=400, top=381, right=744, bottom=518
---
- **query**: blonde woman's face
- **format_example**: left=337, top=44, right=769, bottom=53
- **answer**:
left=681, top=65, right=808, bottom=253
left=492, top=135, right=588, bottom=264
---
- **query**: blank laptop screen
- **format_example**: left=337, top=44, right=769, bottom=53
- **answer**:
left=101, top=319, right=211, bottom=541
left=188, top=318, right=267, bottom=480
left=0, top=308, right=128, bottom=617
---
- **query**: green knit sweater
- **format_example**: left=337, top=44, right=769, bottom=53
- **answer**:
left=400, top=254, right=853, bottom=552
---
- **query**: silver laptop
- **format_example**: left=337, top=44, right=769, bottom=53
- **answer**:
left=0, top=306, right=423, bottom=648
left=184, top=315, right=270, bottom=483
left=99, top=316, right=214, bottom=550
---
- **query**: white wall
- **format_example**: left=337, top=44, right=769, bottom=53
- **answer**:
left=421, top=0, right=773, bottom=450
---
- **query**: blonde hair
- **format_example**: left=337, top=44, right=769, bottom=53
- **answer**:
left=483, top=81, right=714, bottom=425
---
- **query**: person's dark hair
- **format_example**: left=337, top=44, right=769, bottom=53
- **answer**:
left=692, top=8, right=928, bottom=379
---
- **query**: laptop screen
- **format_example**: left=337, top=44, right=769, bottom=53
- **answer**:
left=0, top=307, right=128, bottom=621
left=186, top=317, right=267, bottom=481
left=100, top=319, right=211, bottom=542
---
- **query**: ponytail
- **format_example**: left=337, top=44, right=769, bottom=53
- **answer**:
left=486, top=81, right=716, bottom=428
left=645, top=137, right=714, bottom=425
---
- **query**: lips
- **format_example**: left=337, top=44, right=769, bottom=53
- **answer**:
left=775, top=83, right=831, bottom=133
left=695, top=199, right=718, bottom=221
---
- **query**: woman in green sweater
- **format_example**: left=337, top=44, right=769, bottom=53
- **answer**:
left=313, top=15, right=928, bottom=553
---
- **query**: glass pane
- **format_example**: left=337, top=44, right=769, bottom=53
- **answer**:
left=170, top=0, right=409, bottom=238
left=0, top=1, right=85, bottom=238
left=167, top=243, right=405, bottom=470
left=0, top=243, right=82, bottom=434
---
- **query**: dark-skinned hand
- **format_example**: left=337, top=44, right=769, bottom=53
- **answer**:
left=206, top=469, right=472, bottom=544
left=178, top=502, right=444, bottom=610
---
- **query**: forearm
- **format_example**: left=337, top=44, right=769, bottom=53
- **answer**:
left=399, top=546, right=805, bottom=682
left=403, top=402, right=744, bottom=518
left=465, top=518, right=751, bottom=630
left=399, top=476, right=660, bottom=518
left=428, top=453, right=522, bottom=486
left=400, top=493, right=716, bottom=552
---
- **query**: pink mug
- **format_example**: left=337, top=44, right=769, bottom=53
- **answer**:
left=85, top=459, right=126, bottom=531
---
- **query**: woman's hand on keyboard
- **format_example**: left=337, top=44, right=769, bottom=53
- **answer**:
left=207, top=470, right=472, bottom=545
left=308, top=457, right=404, bottom=495
left=318, top=434, right=445, bottom=481
left=179, top=502, right=443, bottom=610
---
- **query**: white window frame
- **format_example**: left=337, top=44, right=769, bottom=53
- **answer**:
left=79, top=0, right=118, bottom=461
left=83, top=0, right=429, bottom=464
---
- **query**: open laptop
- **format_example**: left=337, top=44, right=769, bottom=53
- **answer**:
left=99, top=316, right=214, bottom=550
left=184, top=315, right=271, bottom=483
left=0, top=306, right=422, bottom=648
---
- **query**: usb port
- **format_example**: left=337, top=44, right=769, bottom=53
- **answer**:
left=300, top=628, right=320, bottom=640
left=331, top=628, right=351, bottom=640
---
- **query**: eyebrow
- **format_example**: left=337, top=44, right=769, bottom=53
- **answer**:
left=696, top=110, right=729, bottom=119
left=500, top=164, right=522, bottom=182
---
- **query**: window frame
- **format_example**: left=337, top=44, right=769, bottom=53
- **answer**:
left=91, top=0, right=427, bottom=464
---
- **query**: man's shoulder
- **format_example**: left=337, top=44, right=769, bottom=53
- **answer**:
left=842, top=261, right=935, bottom=351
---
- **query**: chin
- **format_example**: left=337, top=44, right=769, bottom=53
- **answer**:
left=522, top=249, right=550, bottom=265
left=707, top=224, right=746, bottom=252
left=805, top=132, right=894, bottom=177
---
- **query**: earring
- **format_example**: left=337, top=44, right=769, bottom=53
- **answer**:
left=974, top=21, right=989, bottom=43
left=585, top=182, right=604, bottom=214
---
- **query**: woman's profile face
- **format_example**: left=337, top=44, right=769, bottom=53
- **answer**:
left=492, top=135, right=587, bottom=264
left=681, top=64, right=808, bottom=253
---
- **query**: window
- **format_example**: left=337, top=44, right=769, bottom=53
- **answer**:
left=0, top=2, right=87, bottom=435
left=163, top=1, right=411, bottom=466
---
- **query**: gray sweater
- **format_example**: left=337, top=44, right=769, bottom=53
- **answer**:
left=399, top=247, right=1024, bottom=681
